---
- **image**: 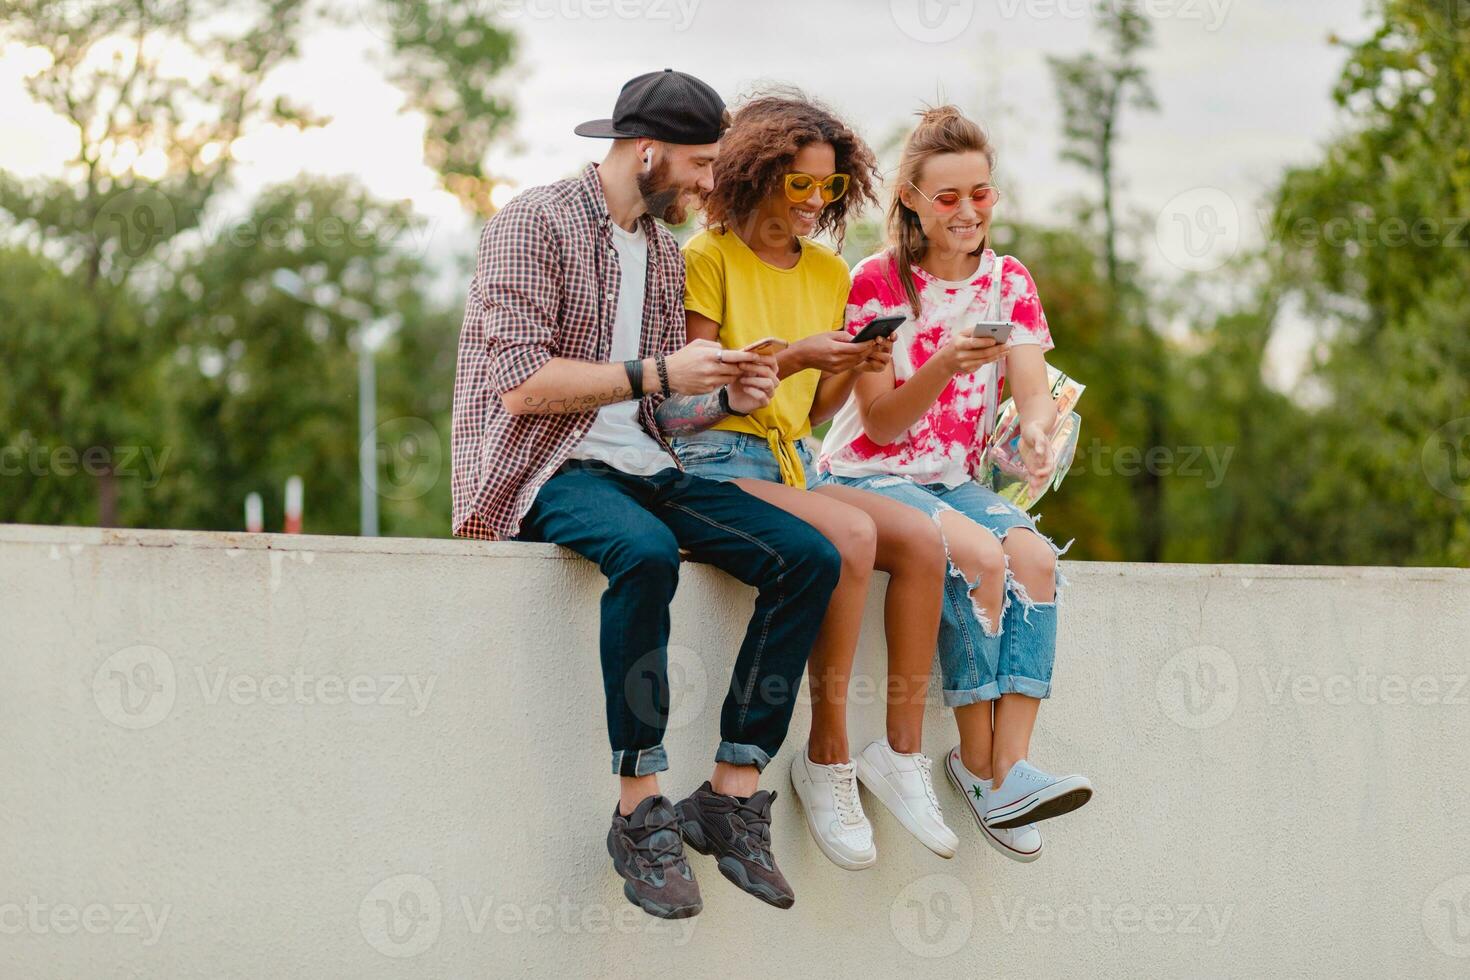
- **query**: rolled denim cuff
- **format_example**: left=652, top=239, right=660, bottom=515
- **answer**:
left=611, top=744, right=669, bottom=777
left=714, top=741, right=772, bottom=772
left=943, top=681, right=1002, bottom=707
left=995, top=675, right=1052, bottom=699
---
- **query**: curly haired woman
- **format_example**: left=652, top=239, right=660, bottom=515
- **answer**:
left=671, top=91, right=961, bottom=874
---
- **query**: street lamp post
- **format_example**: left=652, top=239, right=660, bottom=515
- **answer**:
left=270, top=269, right=395, bottom=538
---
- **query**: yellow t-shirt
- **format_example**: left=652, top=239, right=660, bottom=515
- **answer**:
left=682, top=228, right=852, bottom=487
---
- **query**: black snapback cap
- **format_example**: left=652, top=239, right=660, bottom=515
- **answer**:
left=574, top=68, right=726, bottom=145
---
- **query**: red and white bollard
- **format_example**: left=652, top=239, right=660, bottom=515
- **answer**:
left=244, top=493, right=264, bottom=534
left=284, top=476, right=303, bottom=534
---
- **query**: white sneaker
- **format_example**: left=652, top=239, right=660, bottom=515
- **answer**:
left=789, top=749, right=877, bottom=870
left=855, top=739, right=958, bottom=859
left=984, top=759, right=1093, bottom=830
left=944, top=746, right=1042, bottom=863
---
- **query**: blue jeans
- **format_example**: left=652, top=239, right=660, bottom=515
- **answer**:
left=515, top=459, right=841, bottom=776
left=669, top=431, right=833, bottom=490
left=830, top=474, right=1066, bottom=706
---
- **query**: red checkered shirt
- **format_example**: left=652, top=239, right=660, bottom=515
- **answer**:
left=451, top=163, right=686, bottom=540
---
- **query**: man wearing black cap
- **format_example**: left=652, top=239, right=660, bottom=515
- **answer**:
left=451, top=69, right=840, bottom=917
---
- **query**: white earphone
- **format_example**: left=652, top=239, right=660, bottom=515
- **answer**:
left=643, top=148, right=653, bottom=170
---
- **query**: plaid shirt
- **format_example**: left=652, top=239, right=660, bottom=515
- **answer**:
left=451, top=163, right=687, bottom=540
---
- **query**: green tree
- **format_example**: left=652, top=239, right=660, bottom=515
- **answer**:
left=1266, top=0, right=1470, bottom=565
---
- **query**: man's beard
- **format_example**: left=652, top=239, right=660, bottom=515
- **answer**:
left=636, top=156, right=692, bottom=224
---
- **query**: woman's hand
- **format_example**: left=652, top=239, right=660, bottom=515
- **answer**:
left=789, top=331, right=875, bottom=374
left=725, top=356, right=779, bottom=414
left=855, top=335, right=894, bottom=374
left=1018, top=419, right=1057, bottom=489
left=936, top=333, right=1006, bottom=376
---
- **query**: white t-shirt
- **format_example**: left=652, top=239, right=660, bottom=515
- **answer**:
left=569, top=221, right=675, bottom=475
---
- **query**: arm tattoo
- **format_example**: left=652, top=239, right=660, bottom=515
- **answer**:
left=655, top=391, right=731, bottom=436
left=518, top=383, right=632, bottom=415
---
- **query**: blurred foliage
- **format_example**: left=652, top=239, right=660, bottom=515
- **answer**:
left=0, top=0, right=1466, bottom=566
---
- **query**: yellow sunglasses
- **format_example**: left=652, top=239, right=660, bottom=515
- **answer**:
left=784, top=172, right=850, bottom=204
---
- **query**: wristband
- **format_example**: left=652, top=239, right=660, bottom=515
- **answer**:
left=718, top=386, right=748, bottom=417
left=654, top=352, right=671, bottom=397
left=622, top=359, right=644, bottom=398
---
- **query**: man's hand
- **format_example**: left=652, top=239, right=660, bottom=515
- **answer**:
left=664, top=339, right=762, bottom=395
left=1018, top=419, right=1057, bottom=490
left=936, top=332, right=1006, bottom=376
left=789, top=331, right=876, bottom=375
left=725, top=355, right=779, bottom=414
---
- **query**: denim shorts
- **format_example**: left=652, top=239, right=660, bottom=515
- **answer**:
left=669, top=430, right=833, bottom=491
left=829, top=472, right=1067, bottom=706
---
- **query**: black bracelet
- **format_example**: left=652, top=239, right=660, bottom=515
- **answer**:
left=654, top=352, right=671, bottom=397
left=718, top=386, right=748, bottom=417
left=623, top=359, right=644, bottom=398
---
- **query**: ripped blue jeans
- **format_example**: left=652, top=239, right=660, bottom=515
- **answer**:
left=829, top=474, right=1067, bottom=706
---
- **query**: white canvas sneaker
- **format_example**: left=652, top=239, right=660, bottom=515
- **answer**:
left=944, top=746, right=1042, bottom=862
left=854, top=739, right=958, bottom=859
left=789, top=749, right=877, bottom=870
left=984, top=759, right=1093, bottom=830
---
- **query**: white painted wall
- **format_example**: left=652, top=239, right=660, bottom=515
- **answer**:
left=1, top=523, right=1467, bottom=978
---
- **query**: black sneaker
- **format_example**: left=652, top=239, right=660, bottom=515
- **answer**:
left=676, top=781, right=795, bottom=909
left=606, top=795, right=703, bottom=919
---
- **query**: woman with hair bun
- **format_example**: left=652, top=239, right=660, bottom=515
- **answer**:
left=820, top=105, right=1094, bottom=864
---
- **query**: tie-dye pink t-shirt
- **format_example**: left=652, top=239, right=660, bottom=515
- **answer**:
left=819, top=249, right=1054, bottom=487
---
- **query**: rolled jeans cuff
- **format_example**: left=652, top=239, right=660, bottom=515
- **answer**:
left=611, top=745, right=668, bottom=777
left=715, top=741, right=771, bottom=772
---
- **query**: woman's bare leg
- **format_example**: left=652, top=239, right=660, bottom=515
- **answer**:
left=934, top=511, right=1006, bottom=780
left=728, top=478, right=876, bottom=765
left=990, top=527, right=1057, bottom=787
left=813, top=483, right=945, bottom=754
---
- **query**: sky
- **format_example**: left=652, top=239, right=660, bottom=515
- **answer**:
left=0, top=0, right=1373, bottom=382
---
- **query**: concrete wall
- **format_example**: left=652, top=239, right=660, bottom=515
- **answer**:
left=1, top=522, right=1468, bottom=979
